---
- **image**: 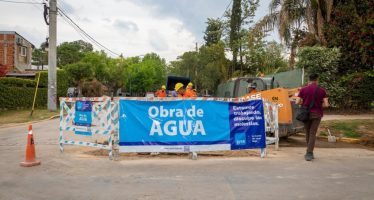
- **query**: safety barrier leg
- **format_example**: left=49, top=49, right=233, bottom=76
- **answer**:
left=108, top=134, right=113, bottom=160
left=275, top=128, right=279, bottom=151
left=190, top=152, right=198, bottom=160
left=274, top=104, right=280, bottom=151
left=59, top=102, right=64, bottom=153
left=260, top=148, right=266, bottom=158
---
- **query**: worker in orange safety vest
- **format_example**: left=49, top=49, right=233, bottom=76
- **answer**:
left=243, top=83, right=258, bottom=98
left=155, top=85, right=167, bottom=97
left=184, top=82, right=197, bottom=98
left=175, top=82, right=185, bottom=97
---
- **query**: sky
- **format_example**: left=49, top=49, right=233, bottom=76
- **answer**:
left=0, top=0, right=278, bottom=61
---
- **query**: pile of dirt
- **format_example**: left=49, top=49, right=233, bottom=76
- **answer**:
left=83, top=148, right=266, bottom=160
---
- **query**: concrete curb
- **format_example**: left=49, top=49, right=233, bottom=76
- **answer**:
left=0, top=116, right=59, bottom=129
left=317, top=135, right=362, bottom=144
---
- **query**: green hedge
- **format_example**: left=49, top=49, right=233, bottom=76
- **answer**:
left=0, top=85, right=48, bottom=109
left=36, top=70, right=69, bottom=98
left=0, top=77, right=36, bottom=87
left=341, top=70, right=374, bottom=109
left=0, top=70, right=69, bottom=110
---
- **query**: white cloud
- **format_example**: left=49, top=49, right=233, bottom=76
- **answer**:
left=0, top=0, right=279, bottom=61
left=0, top=0, right=196, bottom=61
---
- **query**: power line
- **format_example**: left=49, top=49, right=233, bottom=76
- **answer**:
left=58, top=13, right=92, bottom=46
left=0, top=0, right=42, bottom=4
left=220, top=0, right=233, bottom=20
left=57, top=0, right=81, bottom=23
left=57, top=7, right=121, bottom=57
left=27, top=0, right=43, bottom=11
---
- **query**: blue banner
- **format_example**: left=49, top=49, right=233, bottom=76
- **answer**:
left=74, top=101, right=92, bottom=136
left=119, top=99, right=265, bottom=152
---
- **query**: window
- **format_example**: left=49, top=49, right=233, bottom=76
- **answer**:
left=20, top=46, right=27, bottom=57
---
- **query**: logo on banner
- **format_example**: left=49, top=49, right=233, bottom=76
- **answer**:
left=235, top=133, right=246, bottom=146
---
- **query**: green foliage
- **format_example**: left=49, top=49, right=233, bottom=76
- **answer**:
left=228, top=0, right=260, bottom=74
left=296, top=46, right=344, bottom=107
left=331, top=121, right=361, bottom=138
left=0, top=70, right=70, bottom=109
left=319, top=131, right=328, bottom=136
left=0, top=77, right=36, bottom=87
left=32, top=42, right=48, bottom=69
left=341, top=70, right=374, bottom=109
left=57, top=70, right=69, bottom=99
left=204, top=18, right=223, bottom=46
left=64, top=62, right=94, bottom=85
left=324, top=0, right=373, bottom=74
left=57, top=40, right=93, bottom=67
left=169, top=42, right=229, bottom=94
left=0, top=85, right=47, bottom=109
left=123, top=53, right=167, bottom=94
left=35, top=71, right=48, bottom=87
left=246, top=30, right=288, bottom=74
left=198, top=43, right=227, bottom=92
left=35, top=70, right=69, bottom=99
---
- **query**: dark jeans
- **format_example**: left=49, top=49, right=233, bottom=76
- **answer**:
left=304, top=112, right=322, bottom=153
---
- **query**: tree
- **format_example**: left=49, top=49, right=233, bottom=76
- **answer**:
left=324, top=0, right=373, bottom=74
left=57, top=40, right=93, bottom=67
left=168, top=42, right=229, bottom=94
left=246, top=31, right=288, bottom=74
left=198, top=42, right=227, bottom=93
left=79, top=51, right=110, bottom=84
left=168, top=51, right=199, bottom=89
left=203, top=18, right=223, bottom=46
left=123, top=53, right=167, bottom=95
left=64, top=61, right=94, bottom=93
left=228, top=0, right=259, bottom=75
left=250, top=0, right=335, bottom=69
left=323, top=0, right=374, bottom=109
left=296, top=46, right=344, bottom=107
left=32, top=42, right=48, bottom=70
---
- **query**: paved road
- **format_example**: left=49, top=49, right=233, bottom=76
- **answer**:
left=0, top=119, right=374, bottom=200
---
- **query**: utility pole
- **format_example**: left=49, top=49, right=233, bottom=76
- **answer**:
left=48, top=0, right=57, bottom=111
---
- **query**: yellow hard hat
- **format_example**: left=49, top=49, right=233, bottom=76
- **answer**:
left=175, top=83, right=184, bottom=91
left=188, top=82, right=193, bottom=87
left=161, top=85, right=166, bottom=89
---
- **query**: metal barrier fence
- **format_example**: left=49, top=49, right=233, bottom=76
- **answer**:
left=59, top=97, right=279, bottom=159
left=59, top=97, right=118, bottom=160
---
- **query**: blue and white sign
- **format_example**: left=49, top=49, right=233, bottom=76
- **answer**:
left=119, top=99, right=266, bottom=152
left=74, top=101, right=92, bottom=136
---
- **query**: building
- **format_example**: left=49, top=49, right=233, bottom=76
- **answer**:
left=0, top=31, right=35, bottom=72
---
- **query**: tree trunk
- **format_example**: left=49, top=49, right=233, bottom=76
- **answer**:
left=289, top=44, right=296, bottom=70
left=239, top=45, right=243, bottom=75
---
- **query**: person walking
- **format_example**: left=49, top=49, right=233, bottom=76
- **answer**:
left=296, top=73, right=329, bottom=161
left=155, top=85, right=167, bottom=97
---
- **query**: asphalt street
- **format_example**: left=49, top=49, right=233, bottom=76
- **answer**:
left=0, top=119, right=373, bottom=200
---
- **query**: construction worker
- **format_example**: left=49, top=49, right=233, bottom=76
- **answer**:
left=155, top=85, right=167, bottom=97
left=174, top=82, right=185, bottom=97
left=184, top=82, right=197, bottom=98
left=244, top=83, right=258, bottom=98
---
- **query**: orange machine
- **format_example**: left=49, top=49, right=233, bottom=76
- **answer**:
left=246, top=88, right=293, bottom=125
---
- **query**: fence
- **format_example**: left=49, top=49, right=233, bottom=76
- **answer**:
left=59, top=97, right=279, bottom=160
left=59, top=97, right=118, bottom=160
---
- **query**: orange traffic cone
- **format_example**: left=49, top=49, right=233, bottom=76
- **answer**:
left=20, top=124, right=41, bottom=167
